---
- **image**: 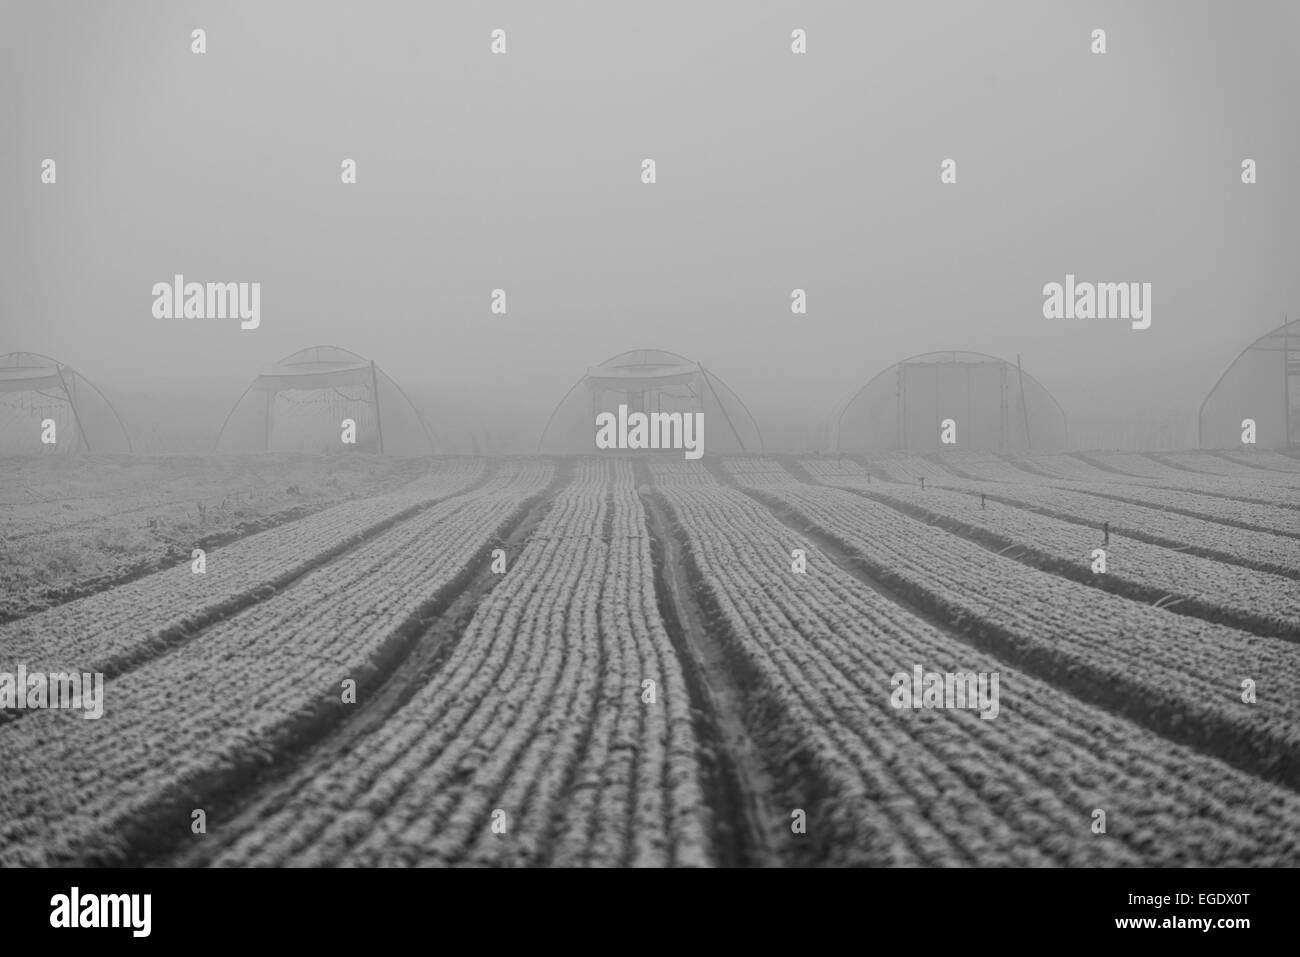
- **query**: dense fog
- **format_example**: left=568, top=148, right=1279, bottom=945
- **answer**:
left=4, top=0, right=1298, bottom=453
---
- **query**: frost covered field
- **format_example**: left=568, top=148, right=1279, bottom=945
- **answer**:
left=0, top=454, right=425, bottom=620
left=1, top=450, right=1298, bottom=867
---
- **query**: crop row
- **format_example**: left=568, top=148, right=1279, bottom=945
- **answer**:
left=1081, top=451, right=1291, bottom=489
left=1047, top=481, right=1300, bottom=536
left=1060, top=455, right=1300, bottom=512
left=1031, top=450, right=1300, bottom=491
left=0, top=460, right=555, bottom=866
left=1218, top=450, right=1300, bottom=473
left=916, top=478, right=1300, bottom=576
left=1158, top=451, right=1300, bottom=484
left=1005, top=453, right=1124, bottom=482
left=1081, top=451, right=1200, bottom=479
left=653, top=462, right=1300, bottom=865
left=1, top=454, right=424, bottom=540
left=1004, top=452, right=1297, bottom=508
left=863, top=450, right=1300, bottom=511
left=918, top=451, right=1044, bottom=483
left=863, top=451, right=967, bottom=483
left=0, top=458, right=486, bottom=678
left=723, top=459, right=1300, bottom=790
left=200, top=458, right=711, bottom=867
left=800, top=459, right=1300, bottom=639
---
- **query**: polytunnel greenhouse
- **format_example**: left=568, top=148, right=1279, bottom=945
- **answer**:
left=1199, top=319, right=1299, bottom=449
left=538, top=348, right=763, bottom=455
left=830, top=350, right=1067, bottom=454
left=215, top=346, right=436, bottom=455
left=0, top=352, right=133, bottom=455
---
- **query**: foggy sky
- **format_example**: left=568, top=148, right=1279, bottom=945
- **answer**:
left=3, top=0, right=1298, bottom=452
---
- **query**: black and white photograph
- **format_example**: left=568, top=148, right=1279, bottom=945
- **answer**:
left=1, top=0, right=1296, bottom=939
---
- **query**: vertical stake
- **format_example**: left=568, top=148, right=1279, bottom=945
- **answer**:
left=370, top=360, right=385, bottom=455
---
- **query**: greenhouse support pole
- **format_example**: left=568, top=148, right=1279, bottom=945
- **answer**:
left=67, top=372, right=85, bottom=451
left=370, top=360, right=385, bottom=455
left=74, top=371, right=134, bottom=453
left=213, top=381, right=255, bottom=451
left=54, top=364, right=92, bottom=452
left=1017, top=354, right=1031, bottom=452
left=999, top=364, right=1007, bottom=452
left=965, top=364, right=972, bottom=449
left=700, top=367, right=747, bottom=453
left=378, top=368, right=437, bottom=454
left=1284, top=319, right=1292, bottom=448
left=933, top=363, right=941, bottom=454
left=899, top=365, right=908, bottom=452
